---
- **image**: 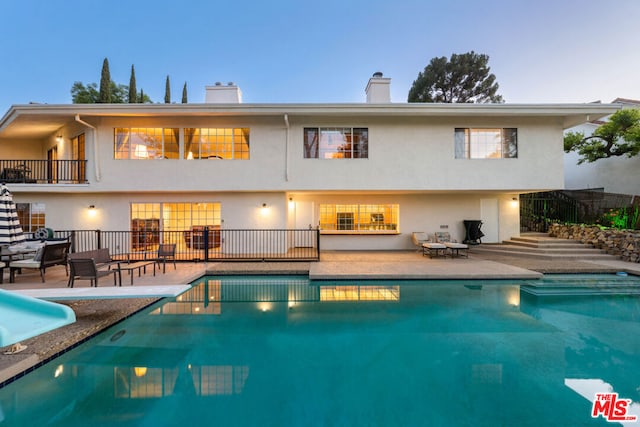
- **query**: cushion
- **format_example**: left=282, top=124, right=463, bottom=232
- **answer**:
left=9, top=259, right=41, bottom=269
left=423, top=242, right=446, bottom=249
left=32, top=247, right=45, bottom=262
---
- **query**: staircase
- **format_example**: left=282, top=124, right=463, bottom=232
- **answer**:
left=471, top=232, right=616, bottom=261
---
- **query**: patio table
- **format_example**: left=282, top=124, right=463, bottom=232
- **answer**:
left=117, top=261, right=156, bottom=286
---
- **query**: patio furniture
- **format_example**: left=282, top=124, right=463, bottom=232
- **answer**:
left=421, top=241, right=448, bottom=258
left=117, top=261, right=156, bottom=286
left=8, top=241, right=70, bottom=283
left=68, top=248, right=122, bottom=270
left=435, top=232, right=469, bottom=258
left=413, top=231, right=448, bottom=258
left=68, top=258, right=120, bottom=288
left=411, top=232, right=429, bottom=252
left=156, top=243, right=177, bottom=273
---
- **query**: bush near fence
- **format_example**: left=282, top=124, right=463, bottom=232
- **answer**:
left=549, top=223, right=640, bottom=263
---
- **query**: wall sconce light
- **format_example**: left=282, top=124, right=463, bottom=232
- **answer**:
left=510, top=197, right=519, bottom=208
left=134, top=367, right=148, bottom=377
left=88, top=205, right=96, bottom=217
left=56, top=135, right=63, bottom=143
left=260, top=203, right=269, bottom=216
left=288, top=197, right=295, bottom=209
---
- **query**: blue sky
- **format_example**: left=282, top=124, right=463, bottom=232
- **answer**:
left=1, top=0, right=639, bottom=112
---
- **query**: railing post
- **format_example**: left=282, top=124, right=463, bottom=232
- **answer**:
left=203, top=228, right=210, bottom=261
left=96, top=229, right=102, bottom=250
left=316, top=227, right=320, bottom=260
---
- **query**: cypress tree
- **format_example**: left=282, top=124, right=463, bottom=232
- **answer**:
left=128, top=65, right=137, bottom=103
left=138, top=89, right=145, bottom=103
left=164, top=75, right=171, bottom=103
left=182, top=82, right=188, bottom=103
left=99, top=58, right=111, bottom=103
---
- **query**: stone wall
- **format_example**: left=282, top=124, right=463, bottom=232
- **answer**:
left=548, top=224, right=640, bottom=263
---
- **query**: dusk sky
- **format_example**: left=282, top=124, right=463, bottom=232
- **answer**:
left=1, top=0, right=639, bottom=112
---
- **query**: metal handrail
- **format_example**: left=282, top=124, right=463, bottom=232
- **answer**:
left=40, top=228, right=320, bottom=262
left=0, top=160, right=87, bottom=184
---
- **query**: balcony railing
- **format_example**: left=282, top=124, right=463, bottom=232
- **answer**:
left=39, top=228, right=321, bottom=262
left=0, top=160, right=87, bottom=184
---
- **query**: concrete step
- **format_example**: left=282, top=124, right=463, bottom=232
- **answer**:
left=471, top=245, right=615, bottom=260
left=502, top=239, right=594, bottom=250
left=494, top=244, right=605, bottom=255
left=470, top=232, right=619, bottom=261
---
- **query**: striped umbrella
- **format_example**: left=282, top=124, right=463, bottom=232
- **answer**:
left=0, top=183, right=26, bottom=245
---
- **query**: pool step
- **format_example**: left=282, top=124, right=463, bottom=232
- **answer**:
left=521, top=275, right=640, bottom=296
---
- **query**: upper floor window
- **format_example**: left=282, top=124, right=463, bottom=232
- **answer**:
left=304, top=128, right=368, bottom=159
left=115, top=128, right=179, bottom=159
left=454, top=128, right=517, bottom=159
left=184, top=128, right=250, bottom=160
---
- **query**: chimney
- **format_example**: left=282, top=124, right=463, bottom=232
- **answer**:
left=365, top=72, right=391, bottom=103
left=205, top=81, right=243, bottom=103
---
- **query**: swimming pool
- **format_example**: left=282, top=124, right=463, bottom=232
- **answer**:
left=1, top=275, right=639, bottom=426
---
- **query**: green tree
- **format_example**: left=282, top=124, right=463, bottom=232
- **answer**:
left=564, top=109, right=640, bottom=164
left=99, top=58, right=112, bottom=103
left=408, top=51, right=503, bottom=103
left=182, top=82, right=188, bottom=103
left=128, top=65, right=137, bottom=103
left=72, top=81, right=128, bottom=103
left=138, top=88, right=152, bottom=103
left=71, top=82, right=99, bottom=103
left=164, top=75, right=171, bottom=103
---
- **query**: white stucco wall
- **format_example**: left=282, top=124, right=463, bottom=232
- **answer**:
left=27, top=113, right=566, bottom=194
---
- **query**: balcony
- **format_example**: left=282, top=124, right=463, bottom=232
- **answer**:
left=0, top=160, right=87, bottom=184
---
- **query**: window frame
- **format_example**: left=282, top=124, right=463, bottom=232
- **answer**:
left=183, top=128, right=250, bottom=160
left=114, top=128, right=179, bottom=160
left=319, top=203, right=399, bottom=234
left=304, top=127, right=369, bottom=159
left=454, top=128, right=518, bottom=159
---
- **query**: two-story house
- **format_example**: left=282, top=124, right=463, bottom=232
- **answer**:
left=0, top=73, right=618, bottom=255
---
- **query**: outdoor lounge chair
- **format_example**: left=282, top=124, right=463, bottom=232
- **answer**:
left=8, top=241, right=71, bottom=283
left=412, top=232, right=447, bottom=258
left=156, top=243, right=177, bottom=273
left=434, top=232, right=469, bottom=258
left=68, top=258, right=120, bottom=287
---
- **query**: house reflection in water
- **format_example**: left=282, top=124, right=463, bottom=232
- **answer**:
left=150, top=277, right=401, bottom=316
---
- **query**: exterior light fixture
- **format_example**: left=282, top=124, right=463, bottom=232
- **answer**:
left=88, top=205, right=97, bottom=217
left=260, top=203, right=269, bottom=217
left=56, top=135, right=63, bottom=143
left=510, top=197, right=519, bottom=208
left=134, top=367, right=148, bottom=377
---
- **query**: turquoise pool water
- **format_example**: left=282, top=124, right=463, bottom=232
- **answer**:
left=1, top=275, right=639, bottom=426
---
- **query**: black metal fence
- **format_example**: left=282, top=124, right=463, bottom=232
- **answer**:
left=0, top=160, right=87, bottom=184
left=43, top=228, right=320, bottom=262
left=520, top=190, right=639, bottom=232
